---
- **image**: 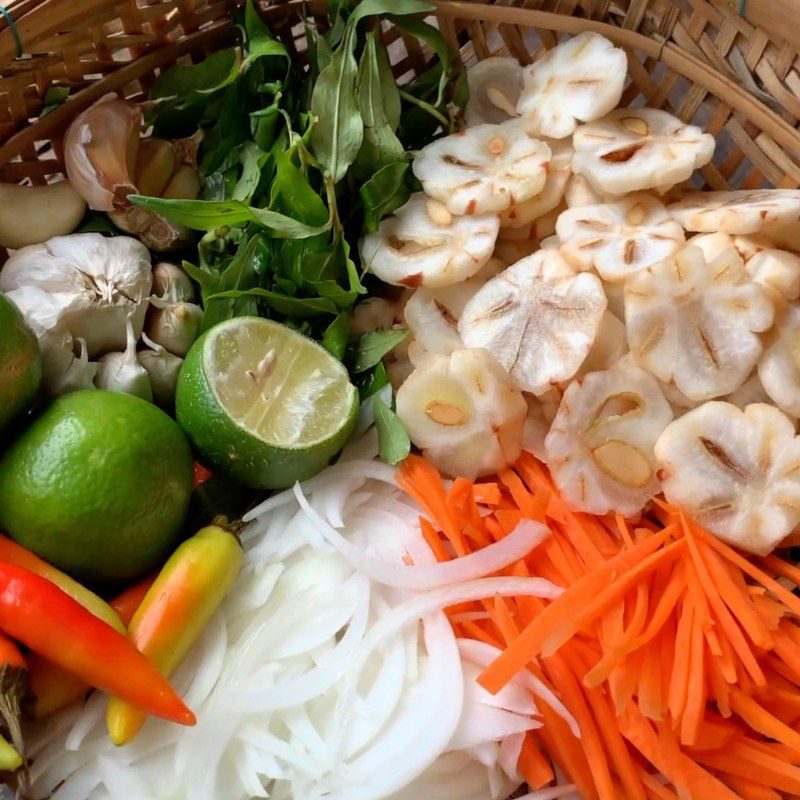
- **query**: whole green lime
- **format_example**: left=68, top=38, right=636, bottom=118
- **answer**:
left=0, top=292, right=41, bottom=433
left=0, top=390, right=193, bottom=584
left=176, top=317, right=358, bottom=489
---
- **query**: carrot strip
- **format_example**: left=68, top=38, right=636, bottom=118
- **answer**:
left=728, top=687, right=800, bottom=753
left=479, top=527, right=675, bottom=693
left=694, top=523, right=800, bottom=618
left=679, top=596, right=706, bottom=746
left=723, top=775, right=781, bottom=800
left=667, top=593, right=694, bottom=724
left=544, top=649, right=616, bottom=800
left=517, top=732, right=554, bottom=790
left=543, top=538, right=687, bottom=657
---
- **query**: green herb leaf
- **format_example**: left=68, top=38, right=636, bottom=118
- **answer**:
left=232, top=142, right=268, bottom=202
left=199, top=235, right=265, bottom=332
left=351, top=328, right=408, bottom=373
left=244, top=0, right=289, bottom=66
left=360, top=162, right=410, bottom=232
left=149, top=48, right=243, bottom=110
left=129, top=195, right=330, bottom=238
left=392, top=16, right=457, bottom=107
left=41, top=86, right=70, bottom=117
left=206, top=287, right=338, bottom=318
left=348, top=0, right=433, bottom=27
left=354, top=31, right=404, bottom=178
left=359, top=360, right=390, bottom=400
left=305, top=18, right=333, bottom=76
left=373, top=397, right=411, bottom=464
left=271, top=150, right=329, bottom=225
left=310, top=26, right=363, bottom=182
left=322, top=312, right=351, bottom=360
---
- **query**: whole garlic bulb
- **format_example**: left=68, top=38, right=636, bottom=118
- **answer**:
left=0, top=233, right=153, bottom=358
left=64, top=95, right=141, bottom=212
left=146, top=299, right=203, bottom=357
left=137, top=333, right=183, bottom=407
left=95, top=320, right=153, bottom=401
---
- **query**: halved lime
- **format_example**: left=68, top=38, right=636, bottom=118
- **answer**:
left=176, top=317, right=358, bottom=489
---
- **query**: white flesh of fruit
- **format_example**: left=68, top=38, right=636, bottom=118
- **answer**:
left=360, top=193, right=499, bottom=288
left=458, top=249, right=607, bottom=394
left=516, top=32, right=627, bottom=139
left=759, top=303, right=800, bottom=418
left=572, top=108, right=715, bottom=195
left=412, top=120, right=551, bottom=215
left=395, top=348, right=527, bottom=479
left=465, top=57, right=524, bottom=126
left=545, top=357, right=673, bottom=515
left=498, top=140, right=573, bottom=228
left=669, top=190, right=800, bottom=234
left=655, top=401, right=800, bottom=555
left=624, top=245, right=775, bottom=400
left=557, top=193, right=685, bottom=281
left=404, top=259, right=504, bottom=366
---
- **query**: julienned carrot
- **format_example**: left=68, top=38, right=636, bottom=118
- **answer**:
left=399, top=452, right=800, bottom=800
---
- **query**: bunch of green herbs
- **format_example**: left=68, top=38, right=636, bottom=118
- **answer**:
left=132, top=0, right=467, bottom=464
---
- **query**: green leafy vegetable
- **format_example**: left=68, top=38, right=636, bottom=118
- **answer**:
left=351, top=328, right=409, bottom=373
left=373, top=397, right=411, bottom=464
left=360, top=162, right=410, bottom=232
left=129, top=196, right=330, bottom=238
left=311, top=25, right=363, bottom=182
left=322, top=313, right=351, bottom=360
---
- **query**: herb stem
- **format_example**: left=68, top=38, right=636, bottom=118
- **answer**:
left=398, top=88, right=450, bottom=129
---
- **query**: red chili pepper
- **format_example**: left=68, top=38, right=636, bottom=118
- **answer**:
left=0, top=562, right=194, bottom=726
left=193, top=462, right=213, bottom=489
left=27, top=575, right=156, bottom=720
left=110, top=576, right=157, bottom=623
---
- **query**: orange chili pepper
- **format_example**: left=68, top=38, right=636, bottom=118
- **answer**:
left=107, top=524, right=242, bottom=745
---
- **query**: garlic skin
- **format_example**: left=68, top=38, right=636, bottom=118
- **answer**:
left=95, top=321, right=152, bottom=401
left=0, top=233, right=152, bottom=358
left=151, top=262, right=195, bottom=304
left=136, top=333, right=183, bottom=407
left=49, top=338, right=99, bottom=396
left=64, top=96, right=141, bottom=212
left=145, top=299, right=203, bottom=357
left=0, top=181, right=86, bottom=249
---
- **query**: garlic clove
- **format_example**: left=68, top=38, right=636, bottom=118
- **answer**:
left=50, top=337, right=99, bottom=396
left=146, top=299, right=203, bottom=357
left=151, top=262, right=195, bottom=304
left=95, top=320, right=152, bottom=401
left=162, top=166, right=201, bottom=201
left=465, top=57, right=524, bottom=126
left=0, top=181, right=86, bottom=249
left=136, top=333, right=182, bottom=407
left=134, top=139, right=177, bottom=198
left=396, top=348, right=527, bottom=479
left=64, top=95, right=141, bottom=212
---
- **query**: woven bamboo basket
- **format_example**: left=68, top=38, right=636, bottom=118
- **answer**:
left=0, top=0, right=799, bottom=199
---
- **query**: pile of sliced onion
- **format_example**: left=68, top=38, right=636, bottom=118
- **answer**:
left=28, top=433, right=573, bottom=800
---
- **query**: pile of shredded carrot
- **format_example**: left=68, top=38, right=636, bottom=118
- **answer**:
left=398, top=451, right=800, bottom=800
